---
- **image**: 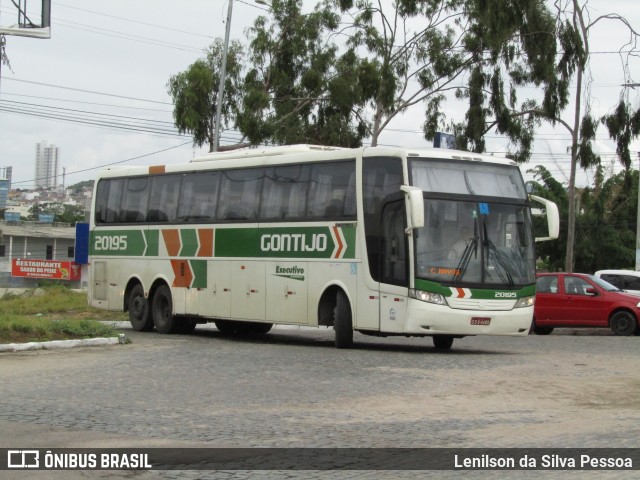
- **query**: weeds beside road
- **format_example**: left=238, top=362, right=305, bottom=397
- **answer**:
left=0, top=286, right=125, bottom=344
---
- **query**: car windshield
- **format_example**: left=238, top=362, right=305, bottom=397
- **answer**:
left=589, top=275, right=623, bottom=292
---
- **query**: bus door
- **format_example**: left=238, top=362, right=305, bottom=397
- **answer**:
left=378, top=198, right=409, bottom=333
left=362, top=156, right=405, bottom=332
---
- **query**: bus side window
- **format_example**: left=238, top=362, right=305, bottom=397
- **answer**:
left=147, top=174, right=181, bottom=223
left=119, top=177, right=149, bottom=223
left=178, top=172, right=220, bottom=222
left=362, top=157, right=404, bottom=282
left=104, top=178, right=125, bottom=224
left=218, top=168, right=263, bottom=221
left=261, top=165, right=309, bottom=221
left=381, top=200, right=408, bottom=286
left=307, top=161, right=356, bottom=219
left=95, top=180, right=110, bottom=224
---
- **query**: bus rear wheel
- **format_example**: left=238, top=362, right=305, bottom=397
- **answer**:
left=152, top=285, right=177, bottom=334
left=128, top=283, right=153, bottom=331
left=334, top=290, right=353, bottom=349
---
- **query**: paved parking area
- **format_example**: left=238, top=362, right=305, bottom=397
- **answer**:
left=1, top=325, right=638, bottom=479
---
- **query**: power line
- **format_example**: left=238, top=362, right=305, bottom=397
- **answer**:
left=4, top=78, right=173, bottom=105
left=11, top=141, right=194, bottom=187
left=1, top=99, right=176, bottom=125
left=53, top=20, right=205, bottom=54
left=54, top=2, right=215, bottom=39
left=0, top=92, right=173, bottom=113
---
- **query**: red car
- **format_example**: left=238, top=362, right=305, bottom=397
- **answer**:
left=533, top=273, right=640, bottom=336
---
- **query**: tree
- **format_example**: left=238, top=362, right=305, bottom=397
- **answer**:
left=238, top=0, right=366, bottom=147
left=167, top=39, right=244, bottom=152
left=528, top=165, right=638, bottom=272
left=528, top=165, right=568, bottom=271
left=537, top=1, right=640, bottom=272
left=334, top=0, right=470, bottom=147
left=28, top=203, right=86, bottom=225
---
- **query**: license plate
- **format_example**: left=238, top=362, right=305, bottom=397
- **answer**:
left=470, top=317, right=491, bottom=326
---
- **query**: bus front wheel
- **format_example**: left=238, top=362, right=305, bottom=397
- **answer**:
left=334, top=290, right=353, bottom=349
left=433, top=335, right=454, bottom=351
left=152, top=285, right=176, bottom=334
left=128, top=283, right=153, bottom=331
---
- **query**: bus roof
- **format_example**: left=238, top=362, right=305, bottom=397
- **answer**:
left=95, top=144, right=518, bottom=179
left=190, top=144, right=517, bottom=166
left=191, top=144, right=344, bottom=162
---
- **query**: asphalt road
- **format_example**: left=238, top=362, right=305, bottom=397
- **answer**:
left=1, top=324, right=638, bottom=479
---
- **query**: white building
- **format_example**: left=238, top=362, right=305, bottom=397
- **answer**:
left=34, top=140, right=59, bottom=189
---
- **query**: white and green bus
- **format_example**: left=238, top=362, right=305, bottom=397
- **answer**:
left=88, top=145, right=558, bottom=350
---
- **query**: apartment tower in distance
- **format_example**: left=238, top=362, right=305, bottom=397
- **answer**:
left=0, top=166, right=11, bottom=209
left=35, top=140, right=59, bottom=189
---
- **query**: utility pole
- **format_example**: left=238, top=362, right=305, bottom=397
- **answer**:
left=212, top=0, right=234, bottom=152
left=636, top=152, right=640, bottom=270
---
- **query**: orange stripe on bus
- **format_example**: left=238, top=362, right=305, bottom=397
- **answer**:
left=149, top=165, right=166, bottom=175
left=332, top=226, right=344, bottom=258
left=197, top=229, right=214, bottom=257
left=162, top=229, right=181, bottom=257
left=170, top=259, right=192, bottom=288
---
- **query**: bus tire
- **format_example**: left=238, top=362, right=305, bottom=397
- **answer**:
left=334, top=290, right=353, bottom=349
left=215, top=320, right=238, bottom=334
left=433, top=335, right=454, bottom=351
left=128, top=283, right=153, bottom=331
left=152, top=284, right=177, bottom=334
left=243, top=322, right=273, bottom=335
left=177, top=317, right=197, bottom=334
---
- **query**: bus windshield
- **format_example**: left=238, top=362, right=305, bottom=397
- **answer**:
left=414, top=199, right=535, bottom=287
left=410, top=159, right=535, bottom=288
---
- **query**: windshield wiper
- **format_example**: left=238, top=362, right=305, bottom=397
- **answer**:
left=452, top=234, right=478, bottom=284
left=483, top=223, right=515, bottom=287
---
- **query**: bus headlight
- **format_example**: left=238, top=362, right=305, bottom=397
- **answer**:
left=409, top=289, right=446, bottom=305
left=514, top=296, right=535, bottom=308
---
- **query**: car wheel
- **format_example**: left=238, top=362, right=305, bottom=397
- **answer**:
left=533, top=326, right=554, bottom=335
left=610, top=311, right=637, bottom=336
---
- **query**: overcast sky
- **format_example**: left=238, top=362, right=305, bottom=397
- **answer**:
left=1, top=0, right=639, bottom=191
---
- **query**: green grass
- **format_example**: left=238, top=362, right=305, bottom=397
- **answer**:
left=0, top=286, right=127, bottom=344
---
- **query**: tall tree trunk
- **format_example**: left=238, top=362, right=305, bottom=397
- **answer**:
left=565, top=65, right=583, bottom=273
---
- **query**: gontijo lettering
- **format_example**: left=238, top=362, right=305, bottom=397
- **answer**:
left=261, top=233, right=327, bottom=252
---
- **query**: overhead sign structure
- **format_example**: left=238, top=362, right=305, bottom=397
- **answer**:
left=11, top=259, right=81, bottom=281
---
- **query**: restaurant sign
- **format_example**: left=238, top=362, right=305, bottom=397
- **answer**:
left=11, top=259, right=81, bottom=281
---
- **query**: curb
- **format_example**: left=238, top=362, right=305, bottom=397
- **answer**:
left=0, top=335, right=127, bottom=353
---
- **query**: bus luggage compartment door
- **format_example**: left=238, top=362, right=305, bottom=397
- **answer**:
left=231, top=261, right=266, bottom=320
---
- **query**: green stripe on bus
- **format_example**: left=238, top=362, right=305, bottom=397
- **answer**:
left=179, top=229, right=198, bottom=257
left=90, top=230, right=146, bottom=256
left=190, top=260, right=207, bottom=289
left=414, top=279, right=535, bottom=299
left=215, top=225, right=355, bottom=259
left=144, top=229, right=159, bottom=257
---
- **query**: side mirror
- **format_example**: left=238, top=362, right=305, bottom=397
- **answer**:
left=529, top=194, right=560, bottom=242
left=585, top=287, right=598, bottom=296
left=400, top=185, right=424, bottom=231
